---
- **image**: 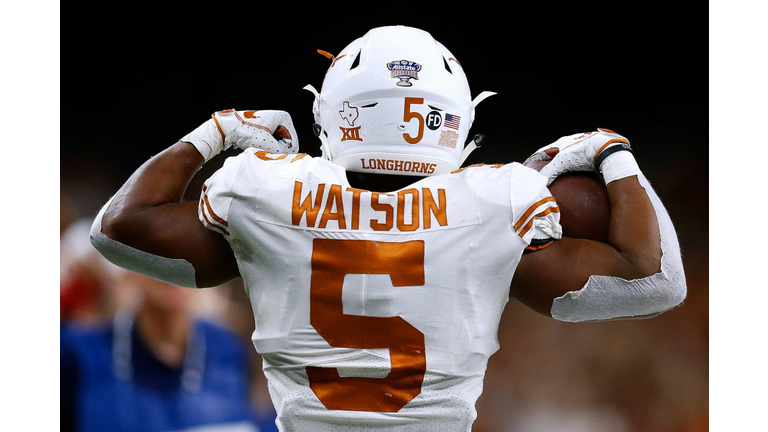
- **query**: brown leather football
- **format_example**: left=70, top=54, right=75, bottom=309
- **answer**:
left=548, top=172, right=611, bottom=243
left=524, top=160, right=611, bottom=243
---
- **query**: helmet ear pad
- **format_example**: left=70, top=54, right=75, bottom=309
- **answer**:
left=309, top=26, right=487, bottom=176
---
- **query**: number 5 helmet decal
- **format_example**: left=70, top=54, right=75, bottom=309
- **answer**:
left=305, top=26, right=495, bottom=176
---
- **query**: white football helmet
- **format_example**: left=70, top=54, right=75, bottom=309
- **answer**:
left=305, top=26, right=495, bottom=176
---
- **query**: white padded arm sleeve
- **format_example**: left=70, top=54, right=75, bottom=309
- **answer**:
left=550, top=174, right=687, bottom=322
left=89, top=196, right=199, bottom=288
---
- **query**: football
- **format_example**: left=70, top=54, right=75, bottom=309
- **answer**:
left=524, top=160, right=611, bottom=243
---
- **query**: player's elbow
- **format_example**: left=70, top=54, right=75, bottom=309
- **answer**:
left=95, top=198, right=139, bottom=245
left=89, top=196, right=137, bottom=255
left=551, top=271, right=687, bottom=323
left=90, top=200, right=119, bottom=254
left=636, top=250, right=687, bottom=316
left=644, top=276, right=687, bottom=316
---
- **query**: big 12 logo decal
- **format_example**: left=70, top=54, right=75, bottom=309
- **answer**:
left=338, top=101, right=362, bottom=142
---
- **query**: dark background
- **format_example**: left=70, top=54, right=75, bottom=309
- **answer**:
left=61, top=4, right=708, bottom=431
left=62, top=5, right=706, bottom=221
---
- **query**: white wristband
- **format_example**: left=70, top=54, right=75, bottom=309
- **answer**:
left=180, top=117, right=224, bottom=163
left=599, top=150, right=641, bottom=184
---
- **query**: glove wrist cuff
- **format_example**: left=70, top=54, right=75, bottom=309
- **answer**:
left=599, top=149, right=641, bottom=184
left=180, top=117, right=224, bottom=163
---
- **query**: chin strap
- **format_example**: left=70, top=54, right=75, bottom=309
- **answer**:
left=459, top=134, right=486, bottom=166
left=303, top=84, right=334, bottom=161
left=459, top=91, right=496, bottom=166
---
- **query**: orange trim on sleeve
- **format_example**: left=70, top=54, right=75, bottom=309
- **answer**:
left=201, top=185, right=229, bottom=227
left=199, top=196, right=230, bottom=236
left=517, top=206, right=560, bottom=238
left=513, top=196, right=557, bottom=232
left=200, top=185, right=230, bottom=236
left=524, top=239, right=555, bottom=252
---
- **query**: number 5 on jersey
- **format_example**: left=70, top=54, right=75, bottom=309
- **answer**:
left=307, top=239, right=427, bottom=412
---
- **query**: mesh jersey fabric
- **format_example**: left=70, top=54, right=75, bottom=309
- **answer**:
left=199, top=150, right=561, bottom=431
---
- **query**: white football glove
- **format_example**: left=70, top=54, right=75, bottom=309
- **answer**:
left=181, top=109, right=299, bottom=163
left=524, top=128, right=639, bottom=185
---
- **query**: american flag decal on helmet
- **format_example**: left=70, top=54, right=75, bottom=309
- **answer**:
left=444, top=113, right=461, bottom=130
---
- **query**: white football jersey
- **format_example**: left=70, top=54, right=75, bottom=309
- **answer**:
left=199, top=150, right=561, bottom=431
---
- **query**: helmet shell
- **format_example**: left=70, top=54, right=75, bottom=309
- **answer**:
left=312, top=26, right=475, bottom=176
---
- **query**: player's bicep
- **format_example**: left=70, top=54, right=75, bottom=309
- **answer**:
left=136, top=201, right=239, bottom=285
left=94, top=199, right=239, bottom=288
left=509, top=237, right=631, bottom=317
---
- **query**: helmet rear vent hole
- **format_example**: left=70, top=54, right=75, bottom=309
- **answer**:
left=443, top=56, right=453, bottom=74
left=361, top=103, right=378, bottom=108
left=350, top=50, right=361, bottom=70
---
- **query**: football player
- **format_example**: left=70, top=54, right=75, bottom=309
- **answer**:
left=90, top=26, right=686, bottom=431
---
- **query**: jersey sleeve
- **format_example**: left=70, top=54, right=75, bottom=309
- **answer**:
left=508, top=163, right=562, bottom=250
left=198, top=153, right=246, bottom=238
left=199, top=150, right=313, bottom=239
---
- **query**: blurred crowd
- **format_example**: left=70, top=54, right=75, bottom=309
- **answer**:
left=61, top=165, right=708, bottom=431
left=60, top=205, right=279, bottom=431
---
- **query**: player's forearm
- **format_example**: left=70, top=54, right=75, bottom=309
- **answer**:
left=605, top=175, right=662, bottom=279
left=550, top=173, right=687, bottom=322
left=519, top=130, right=686, bottom=321
left=101, top=141, right=204, bottom=241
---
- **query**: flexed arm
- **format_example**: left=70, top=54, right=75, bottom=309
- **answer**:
left=510, top=129, right=687, bottom=321
left=90, top=110, right=298, bottom=288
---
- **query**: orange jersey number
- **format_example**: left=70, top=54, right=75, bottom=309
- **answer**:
left=307, top=238, right=427, bottom=412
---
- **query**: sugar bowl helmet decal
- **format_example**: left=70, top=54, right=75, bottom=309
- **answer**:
left=387, top=60, right=422, bottom=87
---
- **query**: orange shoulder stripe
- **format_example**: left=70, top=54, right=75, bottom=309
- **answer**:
left=513, top=196, right=557, bottom=232
left=200, top=185, right=230, bottom=236
left=517, top=206, right=560, bottom=238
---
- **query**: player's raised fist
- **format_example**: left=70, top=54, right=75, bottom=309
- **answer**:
left=182, top=109, right=299, bottom=163
left=524, top=128, right=634, bottom=185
